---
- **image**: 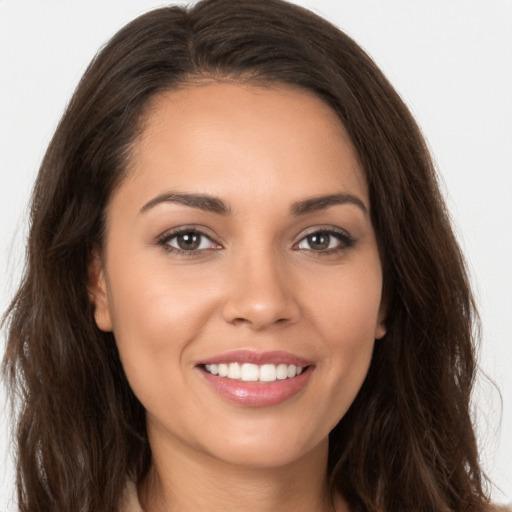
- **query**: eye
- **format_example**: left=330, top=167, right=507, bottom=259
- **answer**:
left=158, top=229, right=219, bottom=253
left=296, top=229, right=354, bottom=252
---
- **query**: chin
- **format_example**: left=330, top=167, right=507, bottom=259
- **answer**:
left=190, top=418, right=330, bottom=470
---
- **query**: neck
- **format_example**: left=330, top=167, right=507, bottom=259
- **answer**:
left=138, top=430, right=347, bottom=512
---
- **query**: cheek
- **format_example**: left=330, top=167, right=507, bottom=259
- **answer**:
left=105, top=260, right=219, bottom=389
left=303, top=257, right=383, bottom=343
left=109, top=256, right=214, bottom=336
left=300, top=257, right=382, bottom=405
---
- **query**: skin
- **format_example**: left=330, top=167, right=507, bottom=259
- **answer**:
left=89, top=82, right=386, bottom=511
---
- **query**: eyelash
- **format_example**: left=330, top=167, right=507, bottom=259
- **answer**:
left=295, top=228, right=355, bottom=255
left=156, top=226, right=356, bottom=256
left=156, top=226, right=220, bottom=256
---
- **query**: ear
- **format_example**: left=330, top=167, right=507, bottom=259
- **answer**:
left=375, top=322, right=387, bottom=340
left=88, top=250, right=113, bottom=332
left=374, top=304, right=387, bottom=340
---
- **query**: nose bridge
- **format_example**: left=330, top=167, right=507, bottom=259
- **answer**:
left=221, top=239, right=299, bottom=330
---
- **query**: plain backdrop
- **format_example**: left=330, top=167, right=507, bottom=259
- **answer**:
left=1, top=0, right=511, bottom=509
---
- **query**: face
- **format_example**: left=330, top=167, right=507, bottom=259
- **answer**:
left=89, top=83, right=386, bottom=470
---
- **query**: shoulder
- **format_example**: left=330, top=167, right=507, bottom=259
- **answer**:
left=488, top=505, right=512, bottom=512
left=118, top=481, right=144, bottom=512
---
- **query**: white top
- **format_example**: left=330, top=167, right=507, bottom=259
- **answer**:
left=119, top=481, right=144, bottom=512
left=117, top=480, right=512, bottom=512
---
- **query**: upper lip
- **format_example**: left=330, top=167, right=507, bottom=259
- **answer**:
left=196, top=349, right=314, bottom=367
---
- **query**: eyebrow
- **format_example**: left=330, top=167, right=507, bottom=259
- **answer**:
left=290, top=193, right=368, bottom=216
left=140, top=192, right=231, bottom=215
left=139, top=191, right=367, bottom=216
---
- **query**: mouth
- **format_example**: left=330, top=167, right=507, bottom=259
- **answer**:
left=202, top=362, right=305, bottom=382
left=196, top=350, right=314, bottom=407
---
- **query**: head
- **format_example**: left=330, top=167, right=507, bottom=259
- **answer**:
left=3, top=1, right=486, bottom=511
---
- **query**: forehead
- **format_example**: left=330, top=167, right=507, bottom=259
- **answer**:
left=121, top=82, right=368, bottom=212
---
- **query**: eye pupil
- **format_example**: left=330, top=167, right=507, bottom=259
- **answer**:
left=177, top=232, right=201, bottom=250
left=307, top=233, right=330, bottom=250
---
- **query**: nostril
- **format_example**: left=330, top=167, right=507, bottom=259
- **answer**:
left=230, top=315, right=290, bottom=329
left=221, top=283, right=301, bottom=330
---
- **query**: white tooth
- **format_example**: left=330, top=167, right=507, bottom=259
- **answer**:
left=296, top=366, right=303, bottom=375
left=210, top=364, right=219, bottom=375
left=227, top=362, right=241, bottom=379
left=218, top=363, right=228, bottom=377
left=260, top=364, right=277, bottom=382
left=287, top=364, right=297, bottom=378
left=276, top=364, right=288, bottom=380
left=240, top=363, right=259, bottom=382
left=205, top=364, right=211, bottom=372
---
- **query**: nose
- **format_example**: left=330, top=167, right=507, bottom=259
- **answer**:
left=221, top=249, right=300, bottom=331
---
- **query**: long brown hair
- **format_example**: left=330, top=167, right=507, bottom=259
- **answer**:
left=2, top=1, right=490, bottom=510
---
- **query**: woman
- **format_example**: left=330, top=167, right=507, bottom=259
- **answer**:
left=1, top=0, right=497, bottom=510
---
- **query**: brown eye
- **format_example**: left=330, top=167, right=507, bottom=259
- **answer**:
left=175, top=232, right=201, bottom=250
left=305, top=233, right=331, bottom=251
left=163, top=230, right=216, bottom=252
left=296, top=229, right=354, bottom=252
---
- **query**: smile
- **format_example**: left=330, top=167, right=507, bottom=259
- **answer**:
left=204, top=362, right=304, bottom=382
left=197, top=351, right=314, bottom=407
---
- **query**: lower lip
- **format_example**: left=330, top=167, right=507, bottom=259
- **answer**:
left=199, top=367, right=313, bottom=407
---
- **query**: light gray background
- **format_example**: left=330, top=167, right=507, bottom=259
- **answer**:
left=1, top=0, right=511, bottom=509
